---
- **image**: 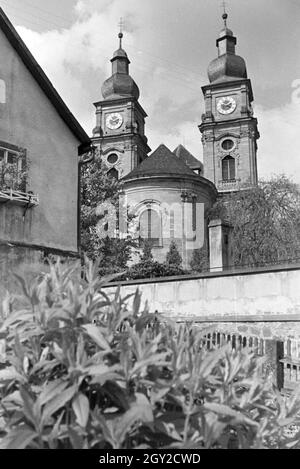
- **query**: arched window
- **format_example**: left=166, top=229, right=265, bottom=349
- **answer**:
left=107, top=167, right=119, bottom=180
left=222, top=156, right=235, bottom=181
left=139, top=209, right=161, bottom=247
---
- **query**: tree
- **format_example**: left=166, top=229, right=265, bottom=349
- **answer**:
left=80, top=154, right=136, bottom=275
left=126, top=241, right=167, bottom=279
left=190, top=244, right=209, bottom=273
left=210, top=175, right=300, bottom=268
left=163, top=240, right=186, bottom=276
left=140, top=239, right=154, bottom=263
left=165, top=240, right=182, bottom=268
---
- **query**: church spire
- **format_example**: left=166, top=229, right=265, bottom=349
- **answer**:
left=118, top=17, right=124, bottom=48
left=111, top=23, right=130, bottom=76
left=222, top=0, right=228, bottom=26
left=101, top=21, right=140, bottom=100
left=217, top=9, right=236, bottom=56
left=207, top=10, right=247, bottom=83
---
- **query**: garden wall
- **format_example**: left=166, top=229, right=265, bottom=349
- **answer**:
left=104, top=264, right=300, bottom=341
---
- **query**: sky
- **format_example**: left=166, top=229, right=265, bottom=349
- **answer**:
left=1, top=0, right=300, bottom=182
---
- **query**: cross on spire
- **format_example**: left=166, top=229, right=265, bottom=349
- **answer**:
left=118, top=17, right=124, bottom=48
left=221, top=0, right=228, bottom=26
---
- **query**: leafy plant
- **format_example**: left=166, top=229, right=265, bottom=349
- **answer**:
left=124, top=241, right=187, bottom=280
left=0, top=259, right=300, bottom=449
left=210, top=176, right=300, bottom=268
left=0, top=149, right=29, bottom=192
left=80, top=153, right=137, bottom=275
left=190, top=244, right=209, bottom=273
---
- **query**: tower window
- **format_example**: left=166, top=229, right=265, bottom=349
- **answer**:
left=107, top=153, right=118, bottom=165
left=139, top=209, right=161, bottom=247
left=221, top=139, right=234, bottom=151
left=107, top=167, right=119, bottom=180
left=222, top=155, right=235, bottom=181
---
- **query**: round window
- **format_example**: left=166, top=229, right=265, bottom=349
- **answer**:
left=221, top=139, right=235, bottom=151
left=107, top=153, right=118, bottom=165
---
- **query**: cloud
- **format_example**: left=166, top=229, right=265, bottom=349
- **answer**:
left=15, top=1, right=139, bottom=134
left=14, top=0, right=300, bottom=183
left=256, top=100, right=300, bottom=183
left=15, top=0, right=205, bottom=145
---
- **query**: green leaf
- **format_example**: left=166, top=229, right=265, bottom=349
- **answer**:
left=47, top=411, right=64, bottom=447
left=0, top=426, right=38, bottom=449
left=82, top=324, right=111, bottom=351
left=41, top=384, right=77, bottom=425
left=1, top=390, right=22, bottom=406
left=68, top=426, right=86, bottom=449
left=114, top=393, right=154, bottom=446
left=13, top=274, right=30, bottom=300
left=203, top=403, right=258, bottom=427
left=38, top=380, right=69, bottom=407
left=0, top=367, right=25, bottom=385
left=20, top=387, right=36, bottom=427
left=72, top=393, right=90, bottom=428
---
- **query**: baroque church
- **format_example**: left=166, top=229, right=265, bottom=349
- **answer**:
left=91, top=13, right=260, bottom=269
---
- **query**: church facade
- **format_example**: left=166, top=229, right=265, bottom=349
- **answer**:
left=92, top=13, right=260, bottom=269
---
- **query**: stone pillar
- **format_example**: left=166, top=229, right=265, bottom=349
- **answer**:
left=208, top=219, right=232, bottom=272
left=264, top=340, right=284, bottom=390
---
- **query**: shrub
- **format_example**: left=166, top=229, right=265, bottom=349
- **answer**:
left=124, top=241, right=187, bottom=280
left=125, top=241, right=168, bottom=280
left=165, top=241, right=182, bottom=269
left=0, top=150, right=29, bottom=192
left=0, top=259, right=300, bottom=449
left=190, top=245, right=209, bottom=273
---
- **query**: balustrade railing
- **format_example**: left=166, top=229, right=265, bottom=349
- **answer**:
left=200, top=331, right=300, bottom=392
left=0, top=188, right=38, bottom=206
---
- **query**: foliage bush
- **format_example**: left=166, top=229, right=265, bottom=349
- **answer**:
left=190, top=244, right=209, bottom=273
left=80, top=154, right=137, bottom=275
left=209, top=176, right=300, bottom=268
left=0, top=150, right=28, bottom=192
left=165, top=241, right=182, bottom=269
left=1, top=259, right=300, bottom=449
left=124, top=241, right=187, bottom=280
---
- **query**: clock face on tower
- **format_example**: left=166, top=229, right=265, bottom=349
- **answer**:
left=106, top=112, right=123, bottom=130
left=217, top=96, right=237, bottom=115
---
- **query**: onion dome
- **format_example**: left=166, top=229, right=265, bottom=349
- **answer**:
left=101, top=32, right=140, bottom=100
left=208, top=13, right=247, bottom=84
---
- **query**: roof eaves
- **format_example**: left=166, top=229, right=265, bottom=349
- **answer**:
left=0, top=8, right=91, bottom=155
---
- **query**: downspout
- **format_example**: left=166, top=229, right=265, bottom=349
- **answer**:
left=77, top=146, right=96, bottom=255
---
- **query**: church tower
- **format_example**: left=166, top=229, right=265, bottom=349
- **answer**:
left=199, top=12, right=259, bottom=193
left=92, top=30, right=150, bottom=179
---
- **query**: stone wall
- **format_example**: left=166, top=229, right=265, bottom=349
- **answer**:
left=103, top=264, right=300, bottom=341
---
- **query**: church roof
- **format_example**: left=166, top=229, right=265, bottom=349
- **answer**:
left=123, top=144, right=197, bottom=180
left=0, top=8, right=91, bottom=155
left=173, top=145, right=203, bottom=171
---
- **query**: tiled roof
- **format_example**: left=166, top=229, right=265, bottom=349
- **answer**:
left=123, top=144, right=197, bottom=180
left=173, top=145, right=203, bottom=171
